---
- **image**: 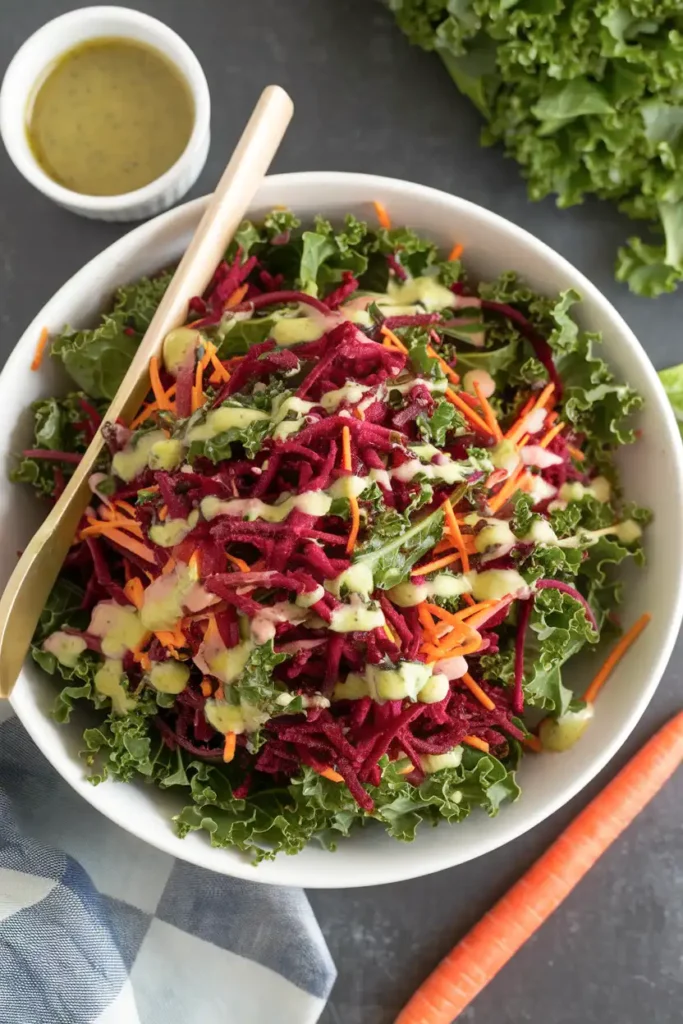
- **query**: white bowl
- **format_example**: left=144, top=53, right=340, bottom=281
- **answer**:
left=2, top=172, right=682, bottom=887
left=0, top=6, right=210, bottom=221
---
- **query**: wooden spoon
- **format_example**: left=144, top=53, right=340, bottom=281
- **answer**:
left=0, top=84, right=294, bottom=698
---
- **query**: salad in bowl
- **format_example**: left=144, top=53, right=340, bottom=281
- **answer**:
left=11, top=200, right=651, bottom=863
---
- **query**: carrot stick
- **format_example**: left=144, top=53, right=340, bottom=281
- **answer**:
left=462, top=736, right=489, bottom=753
left=583, top=613, right=651, bottom=704
left=395, top=709, right=683, bottom=1024
left=129, top=402, right=159, bottom=429
left=472, top=380, right=502, bottom=440
left=447, top=243, right=463, bottom=262
left=191, top=359, right=205, bottom=413
left=226, top=552, right=251, bottom=572
left=223, top=732, right=237, bottom=763
left=30, top=327, right=50, bottom=370
left=443, top=499, right=469, bottom=573
left=488, top=467, right=530, bottom=514
left=373, top=200, right=391, bottom=229
left=539, top=420, right=565, bottom=449
left=443, top=389, right=494, bottom=438
left=341, top=425, right=361, bottom=553
left=123, top=577, right=144, bottom=609
left=461, top=672, right=495, bottom=711
left=380, top=325, right=408, bottom=354
left=320, top=767, right=344, bottom=783
left=225, top=283, right=248, bottom=309
left=149, top=356, right=173, bottom=410
left=411, top=552, right=461, bottom=576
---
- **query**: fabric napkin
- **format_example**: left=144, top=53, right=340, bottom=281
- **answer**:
left=0, top=703, right=335, bottom=1024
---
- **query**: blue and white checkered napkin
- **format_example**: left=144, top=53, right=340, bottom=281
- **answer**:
left=0, top=704, right=335, bottom=1023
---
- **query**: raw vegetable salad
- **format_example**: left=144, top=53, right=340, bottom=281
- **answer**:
left=13, top=205, right=649, bottom=860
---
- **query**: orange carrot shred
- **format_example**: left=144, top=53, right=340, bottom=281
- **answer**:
left=191, top=359, right=204, bottom=413
left=472, top=380, right=503, bottom=440
left=114, top=500, right=138, bottom=518
left=539, top=420, right=565, bottom=449
left=100, top=528, right=156, bottom=563
left=447, top=243, right=464, bottom=262
left=395, top=710, right=683, bottom=1024
left=223, top=732, right=237, bottom=763
left=568, top=444, right=585, bottom=462
left=158, top=505, right=168, bottom=522
left=123, top=577, right=144, bottom=609
left=443, top=389, right=494, bottom=437
left=412, top=552, right=461, bottom=576
left=583, top=613, right=651, bottom=704
left=226, top=552, right=251, bottom=573
left=31, top=327, right=50, bottom=371
left=209, top=350, right=230, bottom=382
left=380, top=325, right=408, bottom=354
left=504, top=395, right=536, bottom=442
left=488, top=466, right=530, bottom=514
left=523, top=734, right=543, bottom=753
left=341, top=425, right=353, bottom=471
left=320, top=767, right=344, bottom=783
left=200, top=679, right=213, bottom=698
left=188, top=549, right=201, bottom=577
left=149, top=356, right=172, bottom=410
left=340, top=425, right=360, bottom=553
left=161, top=556, right=176, bottom=575
left=461, top=672, right=496, bottom=711
left=225, top=283, right=248, bottom=309
left=417, top=603, right=438, bottom=638
left=443, top=498, right=469, bottom=573
left=373, top=200, right=391, bottom=230
left=130, top=402, right=159, bottom=429
left=463, top=735, right=490, bottom=753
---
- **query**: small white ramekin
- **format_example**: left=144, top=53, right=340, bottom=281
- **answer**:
left=0, top=6, right=210, bottom=221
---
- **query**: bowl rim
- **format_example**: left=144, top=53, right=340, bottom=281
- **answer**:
left=4, top=170, right=683, bottom=887
left=0, top=5, right=211, bottom=214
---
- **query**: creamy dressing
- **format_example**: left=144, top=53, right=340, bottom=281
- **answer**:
left=271, top=316, right=326, bottom=346
left=328, top=474, right=369, bottom=500
left=388, top=573, right=472, bottom=608
left=204, top=700, right=246, bottom=735
left=392, top=455, right=490, bottom=486
left=149, top=509, right=199, bottom=548
left=320, top=382, right=371, bottom=412
left=385, top=276, right=458, bottom=312
left=112, top=429, right=167, bottom=482
left=140, top=563, right=206, bottom=632
left=490, top=438, right=521, bottom=476
left=539, top=704, right=594, bottom=752
left=163, top=327, right=201, bottom=375
left=148, top=660, right=189, bottom=694
left=420, top=747, right=464, bottom=774
left=556, top=519, right=642, bottom=549
left=187, top=406, right=270, bottom=443
left=329, top=596, right=386, bottom=633
left=148, top=438, right=184, bottom=472
left=295, top=585, right=325, bottom=608
left=474, top=519, right=516, bottom=554
left=467, top=569, right=528, bottom=602
left=94, top=659, right=136, bottom=715
left=88, top=601, right=148, bottom=658
left=249, top=602, right=307, bottom=644
left=523, top=519, right=558, bottom=546
left=463, top=369, right=495, bottom=398
left=201, top=491, right=332, bottom=524
left=42, top=631, right=87, bottom=668
left=326, top=563, right=375, bottom=600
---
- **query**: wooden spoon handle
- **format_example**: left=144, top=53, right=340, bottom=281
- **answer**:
left=0, top=85, right=293, bottom=698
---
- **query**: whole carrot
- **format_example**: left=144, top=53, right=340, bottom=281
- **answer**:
left=395, top=710, right=683, bottom=1024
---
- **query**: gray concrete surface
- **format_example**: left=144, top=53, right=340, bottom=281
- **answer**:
left=1, top=2, right=681, bottom=1022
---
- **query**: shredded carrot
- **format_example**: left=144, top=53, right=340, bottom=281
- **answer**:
left=158, top=505, right=168, bottom=521
left=155, top=625, right=186, bottom=648
left=454, top=599, right=498, bottom=623
left=461, top=672, right=495, bottom=711
left=488, top=467, right=530, bottom=514
left=130, top=402, right=159, bottom=429
left=533, top=381, right=555, bottom=412
left=188, top=549, right=201, bottom=577
left=373, top=200, right=391, bottom=230
left=209, top=349, right=230, bottom=382
left=447, top=243, right=464, bottom=262
left=133, top=650, right=152, bottom=673
left=523, top=734, right=543, bottom=753
left=81, top=518, right=145, bottom=542
left=380, top=325, right=408, bottom=354
left=161, top=556, right=176, bottom=575
left=504, top=396, right=536, bottom=443
left=223, top=732, right=237, bottom=763
left=430, top=347, right=460, bottom=385
left=384, top=622, right=398, bottom=645
left=149, top=356, right=173, bottom=410
left=226, top=552, right=251, bottom=573
left=539, top=420, right=565, bottom=449
left=465, top=597, right=511, bottom=632
left=443, top=388, right=494, bottom=437
left=395, top=710, right=683, bottom=1024
left=462, top=593, right=476, bottom=607
left=320, top=767, right=344, bottom=783
left=200, top=678, right=213, bottom=698
left=123, top=577, right=144, bottom=609
left=463, top=736, right=490, bottom=753
left=417, top=603, right=438, bottom=638
left=341, top=424, right=361, bottom=554
left=225, top=283, right=249, bottom=309
left=424, top=603, right=466, bottom=627
left=412, top=552, right=461, bottom=576
left=341, top=425, right=353, bottom=471
left=215, top=685, right=225, bottom=701
left=31, top=327, right=50, bottom=371
left=443, top=498, right=470, bottom=573
left=568, top=444, right=585, bottom=462
left=546, top=409, right=559, bottom=426
left=191, top=359, right=205, bottom=413
left=472, top=380, right=503, bottom=440
left=353, top=406, right=365, bottom=420
left=114, top=500, right=138, bottom=518
left=583, top=613, right=651, bottom=704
